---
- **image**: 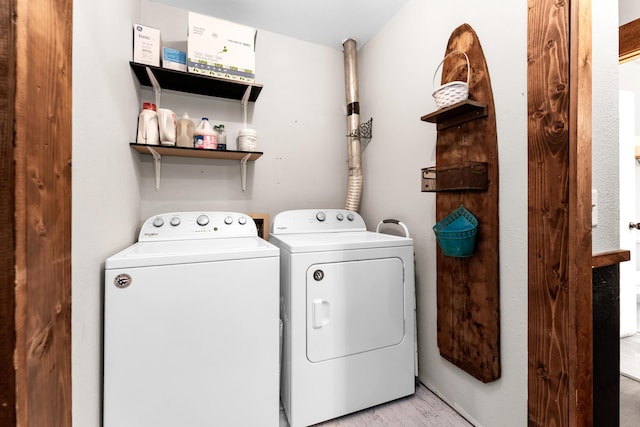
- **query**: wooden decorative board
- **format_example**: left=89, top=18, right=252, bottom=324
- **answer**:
left=426, top=23, right=500, bottom=382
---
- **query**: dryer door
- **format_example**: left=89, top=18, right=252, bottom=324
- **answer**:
left=306, top=257, right=405, bottom=362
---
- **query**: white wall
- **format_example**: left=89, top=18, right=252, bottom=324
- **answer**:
left=620, top=0, right=640, bottom=25
left=72, top=0, right=142, bottom=425
left=592, top=0, right=621, bottom=254
left=619, top=2, right=640, bottom=234
left=138, top=0, right=348, bottom=219
left=358, top=1, right=527, bottom=425
left=620, top=62, right=640, bottom=134
left=619, top=90, right=637, bottom=336
left=619, top=21, right=640, bottom=338
left=620, top=62, right=640, bottom=234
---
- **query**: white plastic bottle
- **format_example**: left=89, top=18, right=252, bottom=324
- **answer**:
left=136, top=102, right=159, bottom=145
left=176, top=113, right=195, bottom=148
left=194, top=117, right=217, bottom=149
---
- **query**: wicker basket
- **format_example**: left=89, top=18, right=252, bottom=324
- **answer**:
left=432, top=50, right=470, bottom=109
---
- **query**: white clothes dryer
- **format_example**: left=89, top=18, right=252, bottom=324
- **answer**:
left=103, top=212, right=280, bottom=427
left=269, top=209, right=416, bottom=427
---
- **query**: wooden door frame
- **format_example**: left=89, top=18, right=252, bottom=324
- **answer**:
left=528, top=0, right=593, bottom=425
left=2, top=0, right=73, bottom=426
left=0, top=1, right=17, bottom=423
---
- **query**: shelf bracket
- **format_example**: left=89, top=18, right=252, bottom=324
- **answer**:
left=240, top=153, right=251, bottom=192
left=146, top=146, right=162, bottom=191
left=241, top=86, right=251, bottom=127
left=145, top=66, right=162, bottom=108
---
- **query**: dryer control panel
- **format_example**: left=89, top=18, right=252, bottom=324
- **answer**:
left=271, top=209, right=366, bottom=234
left=138, top=211, right=257, bottom=241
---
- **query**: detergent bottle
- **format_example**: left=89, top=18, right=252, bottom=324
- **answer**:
left=136, top=102, right=159, bottom=145
left=194, top=117, right=217, bottom=149
left=176, top=113, right=195, bottom=148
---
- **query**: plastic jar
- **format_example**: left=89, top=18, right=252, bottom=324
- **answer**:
left=238, top=128, right=257, bottom=151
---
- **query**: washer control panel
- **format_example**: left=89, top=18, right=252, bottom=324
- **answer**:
left=138, top=212, right=257, bottom=241
left=271, top=209, right=366, bottom=234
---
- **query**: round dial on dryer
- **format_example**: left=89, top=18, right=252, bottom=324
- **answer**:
left=336, top=213, right=344, bottom=221
left=170, top=216, right=181, bottom=226
left=316, top=212, right=326, bottom=222
left=238, top=216, right=247, bottom=225
left=347, top=213, right=355, bottom=221
left=224, top=216, right=233, bottom=225
left=196, top=214, right=210, bottom=226
left=152, top=217, right=164, bottom=227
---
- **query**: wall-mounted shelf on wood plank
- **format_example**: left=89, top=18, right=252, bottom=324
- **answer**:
left=130, top=143, right=262, bottom=192
left=423, top=24, right=500, bottom=383
left=421, top=99, right=488, bottom=130
left=129, top=62, right=263, bottom=102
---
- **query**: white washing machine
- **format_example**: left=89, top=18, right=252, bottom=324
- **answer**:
left=103, top=211, right=280, bottom=427
left=269, top=209, right=416, bottom=427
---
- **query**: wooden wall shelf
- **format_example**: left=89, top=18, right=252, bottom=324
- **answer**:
left=421, top=99, right=488, bottom=130
left=130, top=143, right=263, bottom=161
left=592, top=249, right=631, bottom=268
left=129, top=62, right=263, bottom=102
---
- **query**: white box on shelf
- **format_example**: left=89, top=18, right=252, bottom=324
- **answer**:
left=132, top=24, right=161, bottom=67
left=187, top=12, right=256, bottom=82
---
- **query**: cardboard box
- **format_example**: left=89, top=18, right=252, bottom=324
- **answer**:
left=162, top=47, right=187, bottom=71
left=133, top=24, right=161, bottom=67
left=187, top=12, right=256, bottom=82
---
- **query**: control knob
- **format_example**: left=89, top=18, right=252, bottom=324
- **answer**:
left=316, top=212, right=326, bottom=222
left=196, top=214, right=209, bottom=226
left=238, top=216, right=247, bottom=225
left=170, top=216, right=181, bottom=226
left=347, top=213, right=355, bottom=221
left=224, top=216, right=233, bottom=225
left=336, top=213, right=344, bottom=221
left=152, top=217, right=164, bottom=227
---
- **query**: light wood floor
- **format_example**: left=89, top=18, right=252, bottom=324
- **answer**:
left=621, top=333, right=640, bottom=381
left=276, top=335, right=640, bottom=427
left=621, top=375, right=640, bottom=427
left=279, top=383, right=472, bottom=427
left=621, top=334, right=640, bottom=427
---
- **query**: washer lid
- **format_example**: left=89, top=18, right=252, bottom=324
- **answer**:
left=105, top=236, right=278, bottom=269
left=268, top=231, right=412, bottom=253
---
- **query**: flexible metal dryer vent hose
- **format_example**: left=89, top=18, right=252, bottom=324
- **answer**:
left=343, top=38, right=362, bottom=212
